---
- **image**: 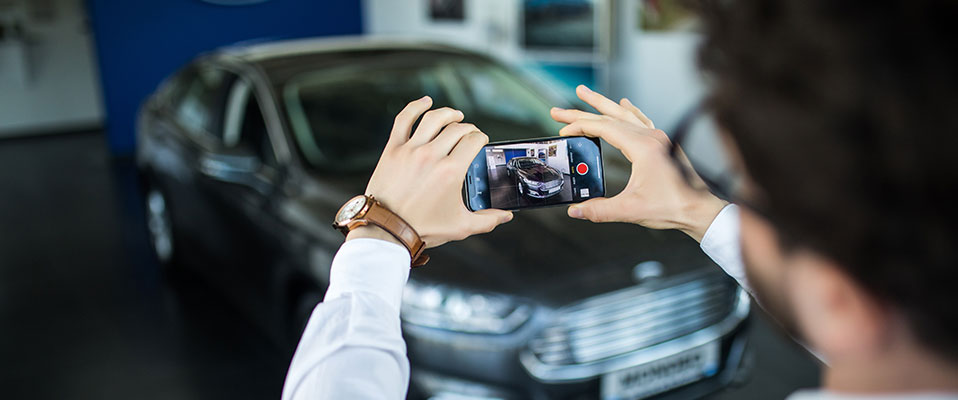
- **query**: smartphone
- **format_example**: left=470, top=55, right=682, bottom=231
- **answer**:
left=464, top=136, right=605, bottom=211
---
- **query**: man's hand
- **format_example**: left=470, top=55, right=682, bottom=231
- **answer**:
left=551, top=85, right=726, bottom=242
left=349, top=96, right=513, bottom=248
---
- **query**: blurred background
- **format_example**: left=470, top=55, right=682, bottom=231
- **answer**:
left=0, top=0, right=820, bottom=399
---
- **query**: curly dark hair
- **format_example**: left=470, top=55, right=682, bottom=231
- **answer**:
left=695, top=0, right=958, bottom=361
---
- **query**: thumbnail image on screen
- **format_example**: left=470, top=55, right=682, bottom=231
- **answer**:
left=467, top=137, right=603, bottom=210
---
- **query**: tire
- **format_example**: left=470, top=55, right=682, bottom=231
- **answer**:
left=144, top=184, right=179, bottom=271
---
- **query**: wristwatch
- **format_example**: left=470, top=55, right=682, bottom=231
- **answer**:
left=332, top=195, right=429, bottom=267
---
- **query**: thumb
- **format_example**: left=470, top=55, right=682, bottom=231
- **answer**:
left=568, top=197, right=623, bottom=223
left=471, top=209, right=514, bottom=233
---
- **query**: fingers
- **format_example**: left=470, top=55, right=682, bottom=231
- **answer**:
left=408, top=107, right=464, bottom=146
left=559, top=118, right=628, bottom=150
left=576, top=85, right=637, bottom=122
left=620, top=98, right=654, bottom=129
left=447, top=130, right=489, bottom=169
left=388, top=96, right=433, bottom=149
left=429, top=122, right=480, bottom=156
left=567, top=196, right=625, bottom=223
left=550, top=107, right=599, bottom=124
left=470, top=209, right=514, bottom=234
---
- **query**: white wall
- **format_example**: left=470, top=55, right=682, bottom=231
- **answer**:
left=0, top=0, right=104, bottom=137
left=491, top=139, right=570, bottom=174
left=363, top=0, right=705, bottom=132
left=608, top=0, right=704, bottom=132
left=363, top=0, right=522, bottom=62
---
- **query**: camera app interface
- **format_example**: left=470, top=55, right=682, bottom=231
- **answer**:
left=467, top=137, right=603, bottom=210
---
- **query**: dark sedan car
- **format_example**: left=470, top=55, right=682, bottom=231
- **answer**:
left=507, top=156, right=565, bottom=198
left=136, top=37, right=750, bottom=399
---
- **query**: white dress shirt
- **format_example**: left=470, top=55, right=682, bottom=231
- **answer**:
left=281, top=206, right=957, bottom=400
left=699, top=204, right=749, bottom=294
left=282, top=238, right=411, bottom=400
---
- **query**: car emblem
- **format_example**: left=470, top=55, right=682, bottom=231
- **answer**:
left=632, top=261, right=665, bottom=282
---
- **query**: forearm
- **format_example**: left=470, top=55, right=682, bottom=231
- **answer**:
left=677, top=193, right=729, bottom=243
left=282, top=239, right=411, bottom=400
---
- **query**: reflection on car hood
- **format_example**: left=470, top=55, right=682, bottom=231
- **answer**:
left=518, top=164, right=562, bottom=184
left=291, top=160, right=714, bottom=307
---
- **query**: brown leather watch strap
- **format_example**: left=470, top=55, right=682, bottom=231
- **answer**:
left=362, top=199, right=430, bottom=267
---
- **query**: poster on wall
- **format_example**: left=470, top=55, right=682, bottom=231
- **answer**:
left=638, top=0, right=698, bottom=32
left=429, top=0, right=464, bottom=21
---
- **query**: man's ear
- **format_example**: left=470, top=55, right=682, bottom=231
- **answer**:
left=788, top=252, right=891, bottom=360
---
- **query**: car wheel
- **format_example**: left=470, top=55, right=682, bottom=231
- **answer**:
left=145, top=186, right=177, bottom=268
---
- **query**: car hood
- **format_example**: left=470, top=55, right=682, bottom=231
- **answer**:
left=290, top=156, right=715, bottom=307
left=518, top=164, right=561, bottom=183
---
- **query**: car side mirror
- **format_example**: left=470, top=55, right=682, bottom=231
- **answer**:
left=198, top=146, right=277, bottom=194
left=200, top=150, right=260, bottom=177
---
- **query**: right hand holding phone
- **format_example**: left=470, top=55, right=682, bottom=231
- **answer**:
left=359, top=96, right=513, bottom=249
left=550, top=85, right=727, bottom=242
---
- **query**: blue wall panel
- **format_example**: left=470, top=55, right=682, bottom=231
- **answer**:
left=87, top=0, right=363, bottom=155
left=504, top=148, right=528, bottom=162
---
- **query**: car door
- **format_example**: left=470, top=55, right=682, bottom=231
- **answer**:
left=192, top=72, right=291, bottom=325
left=149, top=64, right=236, bottom=263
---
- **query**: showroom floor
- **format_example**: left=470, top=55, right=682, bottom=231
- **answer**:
left=0, top=131, right=820, bottom=400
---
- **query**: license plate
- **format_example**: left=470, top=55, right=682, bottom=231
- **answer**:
left=600, top=342, right=720, bottom=400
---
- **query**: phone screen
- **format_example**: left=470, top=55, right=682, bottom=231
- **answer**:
left=465, top=136, right=604, bottom=211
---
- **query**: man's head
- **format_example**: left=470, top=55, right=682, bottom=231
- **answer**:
left=695, top=0, right=958, bottom=376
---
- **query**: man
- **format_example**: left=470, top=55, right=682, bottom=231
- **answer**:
left=282, top=0, right=958, bottom=398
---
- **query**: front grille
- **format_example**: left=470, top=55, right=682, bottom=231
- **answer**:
left=527, top=269, right=739, bottom=367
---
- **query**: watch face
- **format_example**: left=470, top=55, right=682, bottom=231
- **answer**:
left=335, top=196, right=368, bottom=224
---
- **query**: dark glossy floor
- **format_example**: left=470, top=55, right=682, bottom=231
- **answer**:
left=0, top=131, right=820, bottom=399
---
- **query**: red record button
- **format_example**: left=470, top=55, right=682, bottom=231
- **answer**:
left=576, top=162, right=589, bottom=175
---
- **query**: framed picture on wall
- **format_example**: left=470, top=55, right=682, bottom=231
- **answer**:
left=429, top=0, right=465, bottom=22
left=521, top=0, right=612, bottom=61
left=638, top=0, right=698, bottom=32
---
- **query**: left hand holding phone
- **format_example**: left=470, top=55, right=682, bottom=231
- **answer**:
left=351, top=96, right=514, bottom=248
left=550, top=85, right=726, bottom=242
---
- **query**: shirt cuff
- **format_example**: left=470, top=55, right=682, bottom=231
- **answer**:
left=700, top=204, right=749, bottom=291
left=323, top=238, right=412, bottom=314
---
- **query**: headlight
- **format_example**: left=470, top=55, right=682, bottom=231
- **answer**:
left=401, top=279, right=533, bottom=334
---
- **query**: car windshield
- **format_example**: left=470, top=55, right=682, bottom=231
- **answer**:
left=282, top=53, right=565, bottom=171
left=517, top=159, right=543, bottom=168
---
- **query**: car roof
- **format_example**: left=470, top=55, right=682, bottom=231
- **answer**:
left=210, top=36, right=488, bottom=84
left=217, top=36, right=476, bottom=63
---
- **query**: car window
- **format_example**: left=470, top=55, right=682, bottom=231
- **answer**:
left=453, top=63, right=558, bottom=131
left=158, top=67, right=194, bottom=108
left=223, top=79, right=277, bottom=168
left=174, top=66, right=234, bottom=138
left=518, top=159, right=541, bottom=168
left=282, top=55, right=565, bottom=172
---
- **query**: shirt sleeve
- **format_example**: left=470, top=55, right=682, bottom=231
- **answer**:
left=700, top=205, right=832, bottom=364
left=700, top=204, right=752, bottom=294
left=281, top=238, right=412, bottom=400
